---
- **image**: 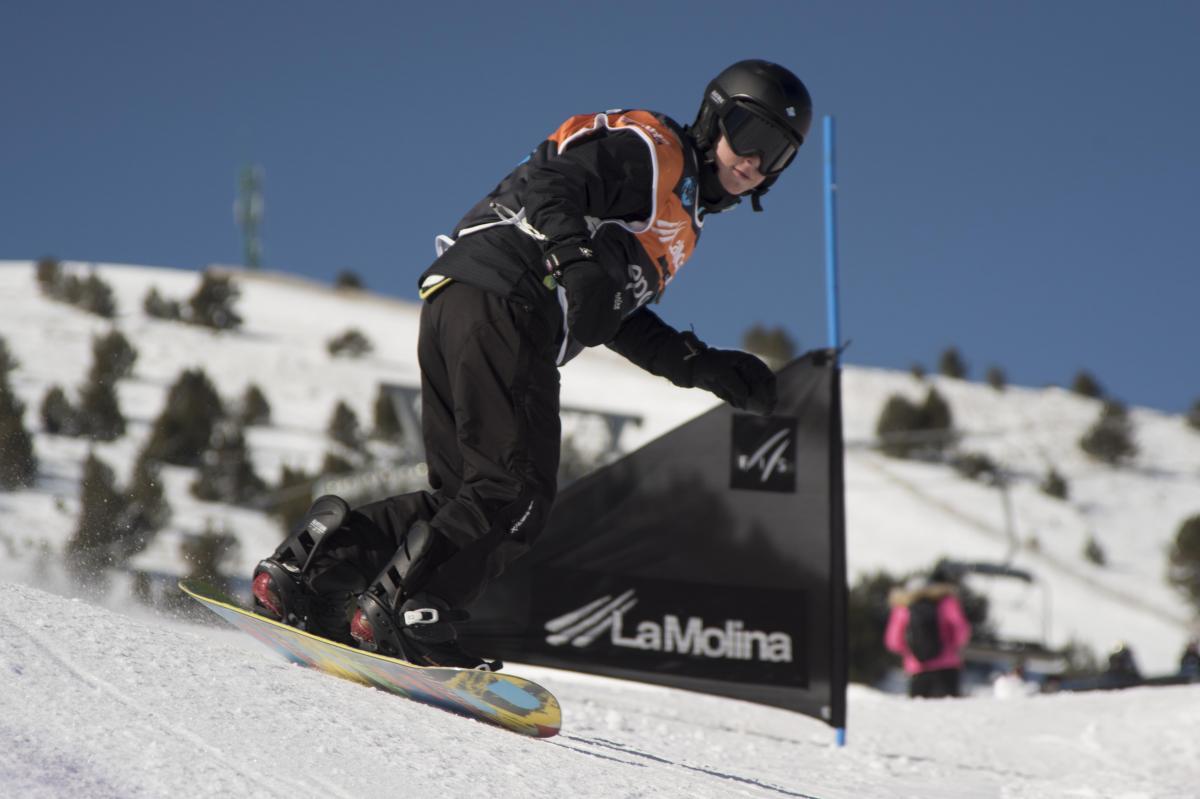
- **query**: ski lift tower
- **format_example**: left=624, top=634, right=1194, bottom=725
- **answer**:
left=235, top=165, right=264, bottom=269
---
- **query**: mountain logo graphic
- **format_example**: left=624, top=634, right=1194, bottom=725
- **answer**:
left=542, top=591, right=793, bottom=663
left=544, top=590, right=638, bottom=648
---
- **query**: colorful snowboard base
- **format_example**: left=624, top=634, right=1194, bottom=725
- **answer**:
left=179, top=579, right=561, bottom=738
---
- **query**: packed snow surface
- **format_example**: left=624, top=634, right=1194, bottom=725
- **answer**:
left=1, top=581, right=1197, bottom=799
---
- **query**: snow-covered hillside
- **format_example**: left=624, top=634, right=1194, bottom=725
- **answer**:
left=1, top=260, right=1198, bottom=674
left=2, top=580, right=1197, bottom=799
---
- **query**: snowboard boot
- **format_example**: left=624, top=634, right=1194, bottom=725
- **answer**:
left=348, top=522, right=498, bottom=671
left=351, top=591, right=497, bottom=669
left=252, top=495, right=359, bottom=642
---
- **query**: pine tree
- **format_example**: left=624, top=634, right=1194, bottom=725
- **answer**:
left=119, top=445, right=171, bottom=559
left=922, top=388, right=954, bottom=435
left=0, top=387, right=38, bottom=489
left=130, top=570, right=154, bottom=606
left=65, top=451, right=125, bottom=585
left=740, top=323, right=796, bottom=370
left=985, top=366, right=1007, bottom=391
left=334, top=270, right=365, bottom=290
left=1080, top=400, right=1138, bottom=465
left=847, top=570, right=906, bottom=685
left=76, top=371, right=126, bottom=441
left=1071, top=370, right=1104, bottom=400
left=144, top=369, right=225, bottom=466
left=327, top=401, right=362, bottom=450
left=188, top=271, right=243, bottom=331
left=321, top=451, right=356, bottom=475
left=72, top=329, right=133, bottom=441
left=1083, top=535, right=1107, bottom=566
left=270, top=465, right=315, bottom=535
left=240, top=383, right=272, bottom=427
left=327, top=328, right=374, bottom=359
left=1186, top=399, right=1200, bottom=432
left=58, top=272, right=85, bottom=305
left=876, top=395, right=922, bottom=458
left=143, top=286, right=183, bottom=321
left=0, top=336, right=17, bottom=378
left=0, top=343, right=37, bottom=487
left=40, top=385, right=79, bottom=435
left=875, top=388, right=955, bottom=459
left=1167, top=515, right=1200, bottom=612
left=41, top=265, right=118, bottom=317
left=938, top=347, right=968, bottom=379
left=78, top=272, right=117, bottom=318
left=191, top=421, right=266, bottom=505
left=89, top=329, right=138, bottom=386
left=35, top=257, right=62, bottom=295
left=180, top=521, right=240, bottom=593
left=1040, top=467, right=1069, bottom=500
left=372, top=384, right=400, bottom=439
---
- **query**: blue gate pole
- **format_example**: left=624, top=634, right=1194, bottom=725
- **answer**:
left=824, top=114, right=848, bottom=750
left=824, top=115, right=841, bottom=354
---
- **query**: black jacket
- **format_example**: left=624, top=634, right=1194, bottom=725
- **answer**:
left=420, top=109, right=734, bottom=385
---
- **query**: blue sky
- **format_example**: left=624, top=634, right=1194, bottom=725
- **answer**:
left=3, top=1, right=1197, bottom=412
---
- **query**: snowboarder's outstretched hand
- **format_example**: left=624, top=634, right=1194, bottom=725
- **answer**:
left=689, top=345, right=777, bottom=415
left=544, top=242, right=623, bottom=346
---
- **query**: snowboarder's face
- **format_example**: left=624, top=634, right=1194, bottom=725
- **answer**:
left=714, top=135, right=767, bottom=196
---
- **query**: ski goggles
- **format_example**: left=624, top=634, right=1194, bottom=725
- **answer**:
left=717, top=101, right=801, bottom=176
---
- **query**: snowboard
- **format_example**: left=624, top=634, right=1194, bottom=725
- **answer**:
left=179, top=579, right=561, bottom=738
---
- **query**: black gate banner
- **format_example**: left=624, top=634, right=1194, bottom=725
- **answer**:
left=460, top=351, right=848, bottom=729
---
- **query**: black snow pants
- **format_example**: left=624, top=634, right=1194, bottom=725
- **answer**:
left=909, top=668, right=962, bottom=699
left=312, top=281, right=562, bottom=610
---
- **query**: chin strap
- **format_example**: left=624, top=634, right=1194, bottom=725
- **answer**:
left=750, top=176, right=778, bottom=212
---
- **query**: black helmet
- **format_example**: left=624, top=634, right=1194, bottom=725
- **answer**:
left=693, top=59, right=812, bottom=210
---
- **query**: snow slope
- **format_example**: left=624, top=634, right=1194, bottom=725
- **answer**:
left=1, top=259, right=1198, bottom=675
left=1, top=580, right=1197, bottom=799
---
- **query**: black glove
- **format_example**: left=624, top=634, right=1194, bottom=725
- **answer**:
left=688, top=338, right=778, bottom=415
left=544, top=242, right=623, bottom=347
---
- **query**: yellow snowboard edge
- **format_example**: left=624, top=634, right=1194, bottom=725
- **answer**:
left=178, top=579, right=562, bottom=738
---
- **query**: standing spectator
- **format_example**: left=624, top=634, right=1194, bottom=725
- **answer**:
left=1101, top=642, right=1142, bottom=689
left=885, top=565, right=973, bottom=698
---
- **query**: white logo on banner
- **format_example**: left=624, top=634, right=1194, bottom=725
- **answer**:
left=543, top=591, right=793, bottom=663
left=737, top=428, right=792, bottom=483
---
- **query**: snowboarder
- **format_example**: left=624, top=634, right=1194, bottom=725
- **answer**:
left=885, top=563, right=973, bottom=698
left=251, top=60, right=813, bottom=668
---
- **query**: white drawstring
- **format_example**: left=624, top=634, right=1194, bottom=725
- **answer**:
left=489, top=202, right=549, bottom=243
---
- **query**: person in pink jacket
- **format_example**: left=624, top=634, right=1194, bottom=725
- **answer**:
left=884, top=566, right=973, bottom=698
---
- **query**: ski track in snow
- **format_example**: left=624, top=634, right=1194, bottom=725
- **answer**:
left=0, top=598, right=351, bottom=799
